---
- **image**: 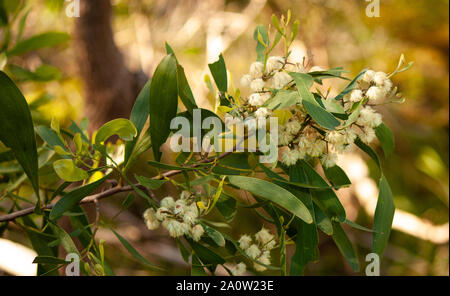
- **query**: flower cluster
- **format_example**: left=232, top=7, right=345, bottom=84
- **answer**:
left=238, top=227, right=276, bottom=272
left=143, top=191, right=204, bottom=241
left=239, top=50, right=394, bottom=168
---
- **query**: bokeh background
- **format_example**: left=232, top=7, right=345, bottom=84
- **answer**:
left=0, top=0, right=448, bottom=275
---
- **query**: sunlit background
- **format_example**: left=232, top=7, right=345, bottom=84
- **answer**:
left=0, top=0, right=448, bottom=275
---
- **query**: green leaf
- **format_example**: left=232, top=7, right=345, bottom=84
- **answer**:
left=8, top=64, right=61, bottom=82
left=289, top=72, right=340, bottom=130
left=208, top=53, right=228, bottom=93
left=322, top=164, right=351, bottom=189
left=333, top=69, right=367, bottom=101
left=110, top=228, right=163, bottom=270
left=200, top=222, right=226, bottom=247
left=0, top=71, right=39, bottom=197
left=50, top=177, right=106, bottom=220
left=331, top=222, right=360, bottom=272
left=53, top=159, right=88, bottom=182
left=262, top=90, right=300, bottom=110
left=33, top=255, right=69, bottom=265
left=95, top=118, right=137, bottom=150
left=135, top=174, right=167, bottom=190
left=176, top=238, right=191, bottom=263
left=228, top=175, right=313, bottom=224
left=215, top=191, right=236, bottom=222
left=372, top=174, right=395, bottom=258
left=344, top=219, right=375, bottom=233
left=188, top=239, right=225, bottom=272
left=299, top=160, right=346, bottom=222
left=125, top=79, right=151, bottom=164
left=253, top=25, right=268, bottom=63
left=354, top=138, right=381, bottom=168
left=191, top=253, right=207, bottom=276
left=36, top=126, right=66, bottom=149
left=7, top=32, right=70, bottom=56
left=48, top=222, right=79, bottom=255
left=314, top=204, right=333, bottom=235
left=374, top=123, right=395, bottom=158
left=125, top=129, right=151, bottom=171
left=149, top=54, right=178, bottom=161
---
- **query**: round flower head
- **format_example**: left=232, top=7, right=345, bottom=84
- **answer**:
left=349, top=89, right=363, bottom=103
left=326, top=131, right=345, bottom=146
left=143, top=208, right=160, bottom=230
left=281, top=148, right=300, bottom=166
left=359, top=127, right=376, bottom=144
left=356, top=106, right=382, bottom=128
left=362, top=69, right=376, bottom=84
left=160, top=196, right=175, bottom=209
left=231, top=262, right=247, bottom=276
left=308, top=140, right=326, bottom=157
left=366, top=86, right=385, bottom=103
left=266, top=56, right=285, bottom=72
left=320, top=153, right=338, bottom=168
left=190, top=224, right=204, bottom=242
left=255, top=107, right=270, bottom=119
left=343, top=128, right=357, bottom=144
left=374, top=71, right=388, bottom=86
left=254, top=251, right=271, bottom=272
left=278, top=128, right=294, bottom=146
left=174, top=199, right=186, bottom=215
left=285, top=120, right=301, bottom=135
left=273, top=71, right=291, bottom=89
left=156, top=207, right=170, bottom=221
left=240, top=74, right=253, bottom=87
left=249, top=62, right=264, bottom=78
left=239, top=235, right=252, bottom=250
left=245, top=244, right=261, bottom=259
left=164, top=220, right=187, bottom=237
left=250, top=78, right=265, bottom=92
left=248, top=93, right=263, bottom=107
left=255, top=227, right=274, bottom=246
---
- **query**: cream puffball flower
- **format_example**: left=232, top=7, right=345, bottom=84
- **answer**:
left=250, top=78, right=265, bottom=92
left=356, top=106, right=382, bottom=128
left=245, top=244, right=261, bottom=259
left=273, top=71, right=291, bottom=89
left=349, top=89, right=363, bottom=102
left=281, top=148, right=300, bottom=166
left=255, top=227, right=274, bottom=246
left=362, top=69, right=376, bottom=83
left=266, top=56, right=285, bottom=72
left=231, top=262, right=247, bottom=276
left=285, top=120, right=302, bottom=135
left=366, top=86, right=385, bottom=103
left=374, top=71, right=388, bottom=86
left=143, top=208, right=160, bottom=230
left=248, top=93, right=263, bottom=107
left=320, top=153, right=338, bottom=168
left=359, top=127, right=376, bottom=144
left=239, top=235, right=252, bottom=250
left=255, top=107, right=270, bottom=119
left=160, top=196, right=175, bottom=209
left=191, top=224, right=204, bottom=242
left=250, top=62, right=264, bottom=78
left=240, top=74, right=253, bottom=87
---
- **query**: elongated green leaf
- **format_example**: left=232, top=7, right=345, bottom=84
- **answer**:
left=372, top=174, right=395, bottom=258
left=314, top=204, right=333, bottom=235
left=48, top=222, right=79, bottom=255
left=53, top=159, right=88, bottom=182
left=191, top=253, right=207, bottom=276
left=253, top=25, right=268, bottom=63
left=95, top=118, right=137, bottom=150
left=135, top=174, right=167, bottom=190
left=299, top=160, right=346, bottom=222
left=322, top=164, right=351, bottom=189
left=228, top=175, right=313, bottom=223
left=125, top=79, right=151, bottom=164
left=9, top=64, right=61, bottom=82
left=262, top=90, right=300, bottom=110
left=187, top=239, right=225, bottom=273
left=200, top=223, right=226, bottom=247
left=50, top=177, right=106, bottom=220
left=344, top=219, right=375, bottom=233
left=149, top=54, right=178, bottom=161
left=290, top=72, right=340, bottom=130
left=110, top=228, right=163, bottom=270
left=208, top=54, right=227, bottom=93
left=334, top=69, right=367, bottom=101
left=375, top=123, right=395, bottom=158
left=354, top=137, right=381, bottom=168
left=176, top=238, right=191, bottom=263
left=331, top=222, right=360, bottom=272
left=7, top=32, right=70, bottom=56
left=215, top=191, right=236, bottom=222
left=0, top=71, right=39, bottom=196
left=33, top=256, right=69, bottom=265
left=36, top=125, right=66, bottom=149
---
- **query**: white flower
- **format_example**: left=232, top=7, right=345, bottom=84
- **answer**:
left=356, top=106, right=382, bottom=128
left=273, top=71, right=291, bottom=89
left=361, top=69, right=376, bottom=84
left=326, top=131, right=345, bottom=146
left=281, top=148, right=299, bottom=166
left=191, top=224, right=204, bottom=241
left=156, top=207, right=170, bottom=221
left=366, top=86, right=385, bottom=103
left=255, top=227, right=274, bottom=246
left=250, top=78, right=265, bottom=92
left=143, top=208, right=160, bottom=230
left=245, top=244, right=261, bottom=259
left=174, top=199, right=186, bottom=215
left=359, top=127, right=376, bottom=144
left=374, top=71, right=388, bottom=86
left=187, top=202, right=199, bottom=217
left=308, top=140, right=326, bottom=157
left=321, top=153, right=338, bottom=168
left=183, top=210, right=197, bottom=225
left=278, top=129, right=294, bottom=146
left=285, top=120, right=301, bottom=135
left=240, top=74, right=253, bottom=87
left=255, top=107, right=270, bottom=119
left=160, top=196, right=175, bottom=209
left=250, top=62, right=264, bottom=78
left=164, top=220, right=187, bottom=237
left=267, top=56, right=285, bottom=72
left=254, top=251, right=271, bottom=272
left=239, top=235, right=252, bottom=250
left=248, top=93, right=263, bottom=107
left=343, top=128, right=357, bottom=144
left=231, top=262, right=247, bottom=276
left=349, top=89, right=363, bottom=103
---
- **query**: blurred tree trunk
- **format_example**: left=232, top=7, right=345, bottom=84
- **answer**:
left=74, top=0, right=146, bottom=131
